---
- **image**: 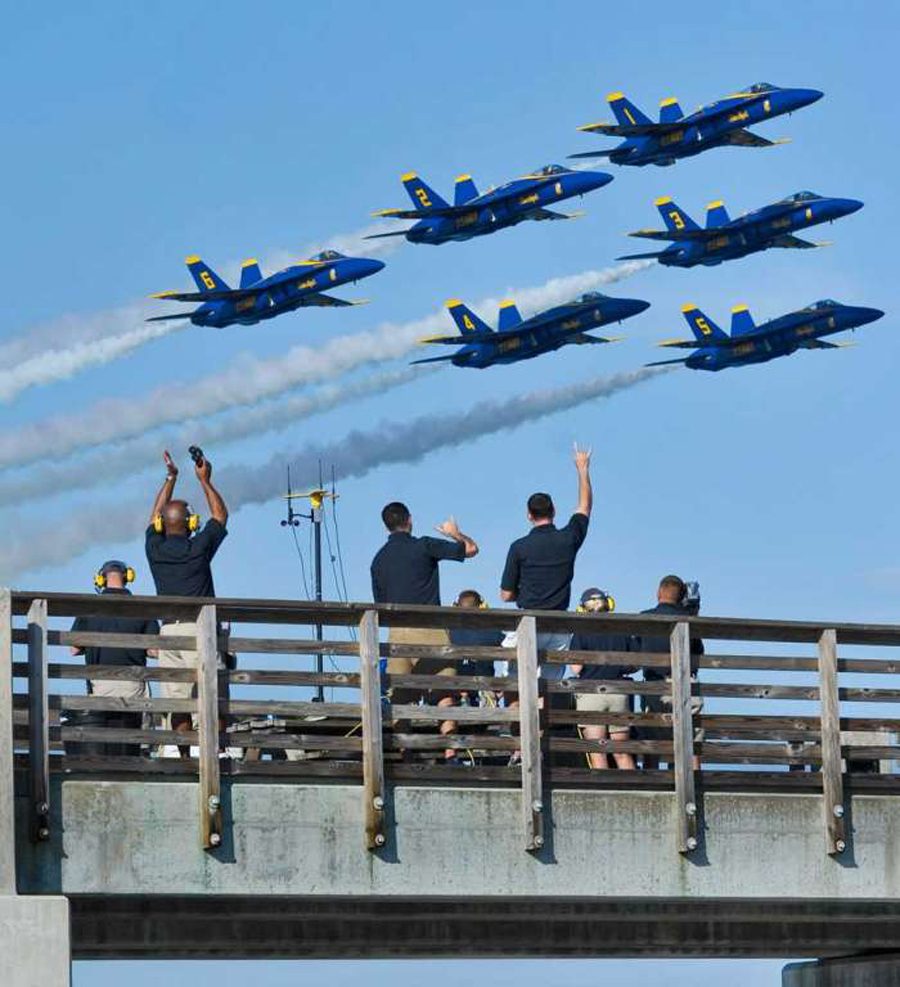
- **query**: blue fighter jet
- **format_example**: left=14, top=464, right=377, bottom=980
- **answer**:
left=620, top=191, right=863, bottom=268
left=366, top=165, right=612, bottom=245
left=149, top=250, right=385, bottom=329
left=647, top=300, right=884, bottom=372
left=572, top=83, right=823, bottom=167
left=411, top=292, right=649, bottom=369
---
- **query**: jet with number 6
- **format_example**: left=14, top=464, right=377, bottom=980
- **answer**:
left=366, top=164, right=613, bottom=245
left=572, top=83, right=823, bottom=167
left=620, top=191, right=863, bottom=268
left=647, top=300, right=884, bottom=372
left=411, top=292, right=649, bottom=369
left=148, top=250, right=385, bottom=329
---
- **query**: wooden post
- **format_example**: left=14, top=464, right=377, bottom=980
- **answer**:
left=516, top=615, right=544, bottom=852
left=817, top=628, right=846, bottom=855
left=670, top=621, right=698, bottom=854
left=196, top=605, right=222, bottom=850
left=359, top=610, right=385, bottom=850
left=27, top=599, right=50, bottom=843
left=0, top=589, right=15, bottom=891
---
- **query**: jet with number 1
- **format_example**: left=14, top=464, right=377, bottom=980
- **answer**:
left=148, top=250, right=385, bottom=329
left=366, top=164, right=613, bottom=245
left=572, top=83, right=823, bottom=167
left=647, top=300, right=884, bottom=372
left=412, top=292, right=649, bottom=369
left=620, top=191, right=863, bottom=267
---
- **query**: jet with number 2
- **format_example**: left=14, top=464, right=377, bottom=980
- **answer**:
left=148, top=250, right=385, bottom=329
left=647, top=300, right=884, bottom=372
left=620, top=191, right=863, bottom=267
left=412, top=292, right=649, bottom=369
left=366, top=165, right=612, bottom=245
left=572, top=83, right=823, bottom=167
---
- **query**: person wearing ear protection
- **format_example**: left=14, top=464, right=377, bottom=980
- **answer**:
left=145, top=449, right=229, bottom=748
left=449, top=590, right=504, bottom=708
left=69, top=560, right=159, bottom=755
left=569, top=587, right=636, bottom=771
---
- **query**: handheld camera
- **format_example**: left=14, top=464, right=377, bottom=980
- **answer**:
left=188, top=445, right=205, bottom=467
left=681, top=580, right=701, bottom=615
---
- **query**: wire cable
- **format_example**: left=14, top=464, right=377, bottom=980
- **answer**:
left=289, top=523, right=311, bottom=599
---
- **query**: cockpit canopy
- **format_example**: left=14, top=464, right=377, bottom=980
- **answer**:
left=535, top=163, right=567, bottom=176
left=808, top=299, right=839, bottom=311
left=744, top=82, right=776, bottom=93
left=311, top=249, right=344, bottom=262
left=578, top=291, right=608, bottom=303
left=783, top=190, right=820, bottom=202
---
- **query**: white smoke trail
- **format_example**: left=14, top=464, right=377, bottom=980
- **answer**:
left=0, top=318, right=189, bottom=404
left=0, top=261, right=652, bottom=471
left=0, top=221, right=404, bottom=389
left=0, top=366, right=432, bottom=507
left=0, top=366, right=666, bottom=579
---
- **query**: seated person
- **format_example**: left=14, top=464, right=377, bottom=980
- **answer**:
left=449, top=590, right=504, bottom=707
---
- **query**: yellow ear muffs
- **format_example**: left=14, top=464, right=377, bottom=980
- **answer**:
left=576, top=604, right=586, bottom=613
left=187, top=513, right=200, bottom=533
left=124, top=567, right=136, bottom=584
left=94, top=571, right=107, bottom=590
left=153, top=514, right=164, bottom=534
left=606, top=595, right=617, bottom=613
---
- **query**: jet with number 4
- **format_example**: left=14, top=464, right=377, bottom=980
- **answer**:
left=148, top=250, right=385, bottom=329
left=412, top=292, right=649, bottom=369
left=366, top=164, right=613, bottom=245
left=647, top=300, right=884, bottom=372
left=571, top=83, right=823, bottom=167
left=619, top=191, right=863, bottom=268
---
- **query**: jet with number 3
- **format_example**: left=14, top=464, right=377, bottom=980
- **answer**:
left=619, top=191, right=863, bottom=267
left=148, top=250, right=385, bottom=329
left=647, top=300, right=883, bottom=372
left=411, top=292, right=649, bottom=369
left=571, top=83, right=823, bottom=167
left=366, top=164, right=613, bottom=245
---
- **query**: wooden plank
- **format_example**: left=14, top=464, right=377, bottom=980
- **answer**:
left=818, top=628, right=847, bottom=855
left=670, top=621, right=698, bottom=854
left=26, top=599, right=50, bottom=843
left=359, top=610, right=385, bottom=850
left=195, top=605, right=222, bottom=850
left=516, top=615, right=543, bottom=852
left=0, top=588, right=14, bottom=893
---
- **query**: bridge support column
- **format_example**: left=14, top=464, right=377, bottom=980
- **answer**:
left=784, top=956, right=900, bottom=986
left=0, top=895, right=70, bottom=986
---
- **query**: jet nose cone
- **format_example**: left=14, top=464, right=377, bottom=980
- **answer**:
left=578, top=170, right=614, bottom=191
left=361, top=258, right=386, bottom=277
left=856, top=306, right=885, bottom=325
left=628, top=298, right=651, bottom=316
left=793, top=87, right=824, bottom=108
left=839, top=198, right=864, bottom=216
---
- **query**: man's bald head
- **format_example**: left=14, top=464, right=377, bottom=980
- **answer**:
left=163, top=500, right=192, bottom=536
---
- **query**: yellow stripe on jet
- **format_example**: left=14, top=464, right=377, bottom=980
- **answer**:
left=499, top=299, right=517, bottom=308
left=707, top=200, right=724, bottom=210
left=681, top=303, right=698, bottom=313
left=445, top=299, right=463, bottom=308
left=654, top=196, right=673, bottom=206
left=731, top=304, right=750, bottom=313
left=607, top=91, right=625, bottom=102
left=400, top=171, right=418, bottom=181
left=184, top=254, right=201, bottom=264
left=659, top=96, right=679, bottom=107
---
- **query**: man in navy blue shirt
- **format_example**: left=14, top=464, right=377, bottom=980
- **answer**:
left=500, top=444, right=593, bottom=679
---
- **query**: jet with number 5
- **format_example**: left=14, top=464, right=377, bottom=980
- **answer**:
left=647, top=300, right=884, bottom=372
left=572, top=83, right=823, bottom=167
left=148, top=250, right=385, bottom=329
left=619, top=191, right=863, bottom=267
left=366, top=164, right=613, bottom=245
left=411, top=292, right=649, bottom=369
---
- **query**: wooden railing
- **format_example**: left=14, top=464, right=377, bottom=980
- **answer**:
left=4, top=590, right=900, bottom=857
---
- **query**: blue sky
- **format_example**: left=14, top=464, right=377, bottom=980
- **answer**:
left=2, top=1, right=898, bottom=982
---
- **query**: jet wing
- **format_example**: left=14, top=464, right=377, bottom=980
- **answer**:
left=577, top=121, right=681, bottom=137
left=771, top=234, right=822, bottom=249
left=645, top=357, right=689, bottom=367
left=529, top=208, right=583, bottom=221
left=303, top=294, right=368, bottom=308
left=419, top=332, right=494, bottom=345
left=722, top=129, right=790, bottom=148
left=371, top=207, right=458, bottom=220
left=569, top=333, right=623, bottom=345
left=798, top=339, right=853, bottom=350
left=410, top=354, right=460, bottom=365
left=657, top=337, right=731, bottom=349
left=628, top=228, right=710, bottom=241
left=151, top=287, right=265, bottom=302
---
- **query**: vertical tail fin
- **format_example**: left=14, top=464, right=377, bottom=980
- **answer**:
left=239, top=258, right=262, bottom=288
left=608, top=91, right=652, bottom=127
left=497, top=300, right=523, bottom=332
left=401, top=171, right=450, bottom=212
left=730, top=304, right=756, bottom=337
left=682, top=304, right=728, bottom=341
left=186, top=256, right=229, bottom=293
left=659, top=96, right=683, bottom=123
left=446, top=299, right=492, bottom=336
left=453, top=174, right=479, bottom=206
left=705, top=200, right=731, bottom=228
left=654, top=196, right=699, bottom=234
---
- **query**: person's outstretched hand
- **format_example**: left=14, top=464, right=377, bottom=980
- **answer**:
left=163, top=450, right=178, bottom=478
left=436, top=516, right=461, bottom=539
left=573, top=442, right=592, bottom=471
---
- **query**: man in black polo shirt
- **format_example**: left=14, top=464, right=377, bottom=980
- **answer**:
left=145, top=449, right=228, bottom=746
left=500, top=444, right=593, bottom=678
left=69, top=560, right=159, bottom=755
left=637, top=575, right=704, bottom=770
left=371, top=502, right=478, bottom=746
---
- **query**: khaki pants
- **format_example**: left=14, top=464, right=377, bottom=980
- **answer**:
left=387, top=626, right=454, bottom=708
left=158, top=621, right=198, bottom=732
left=90, top=676, right=149, bottom=701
